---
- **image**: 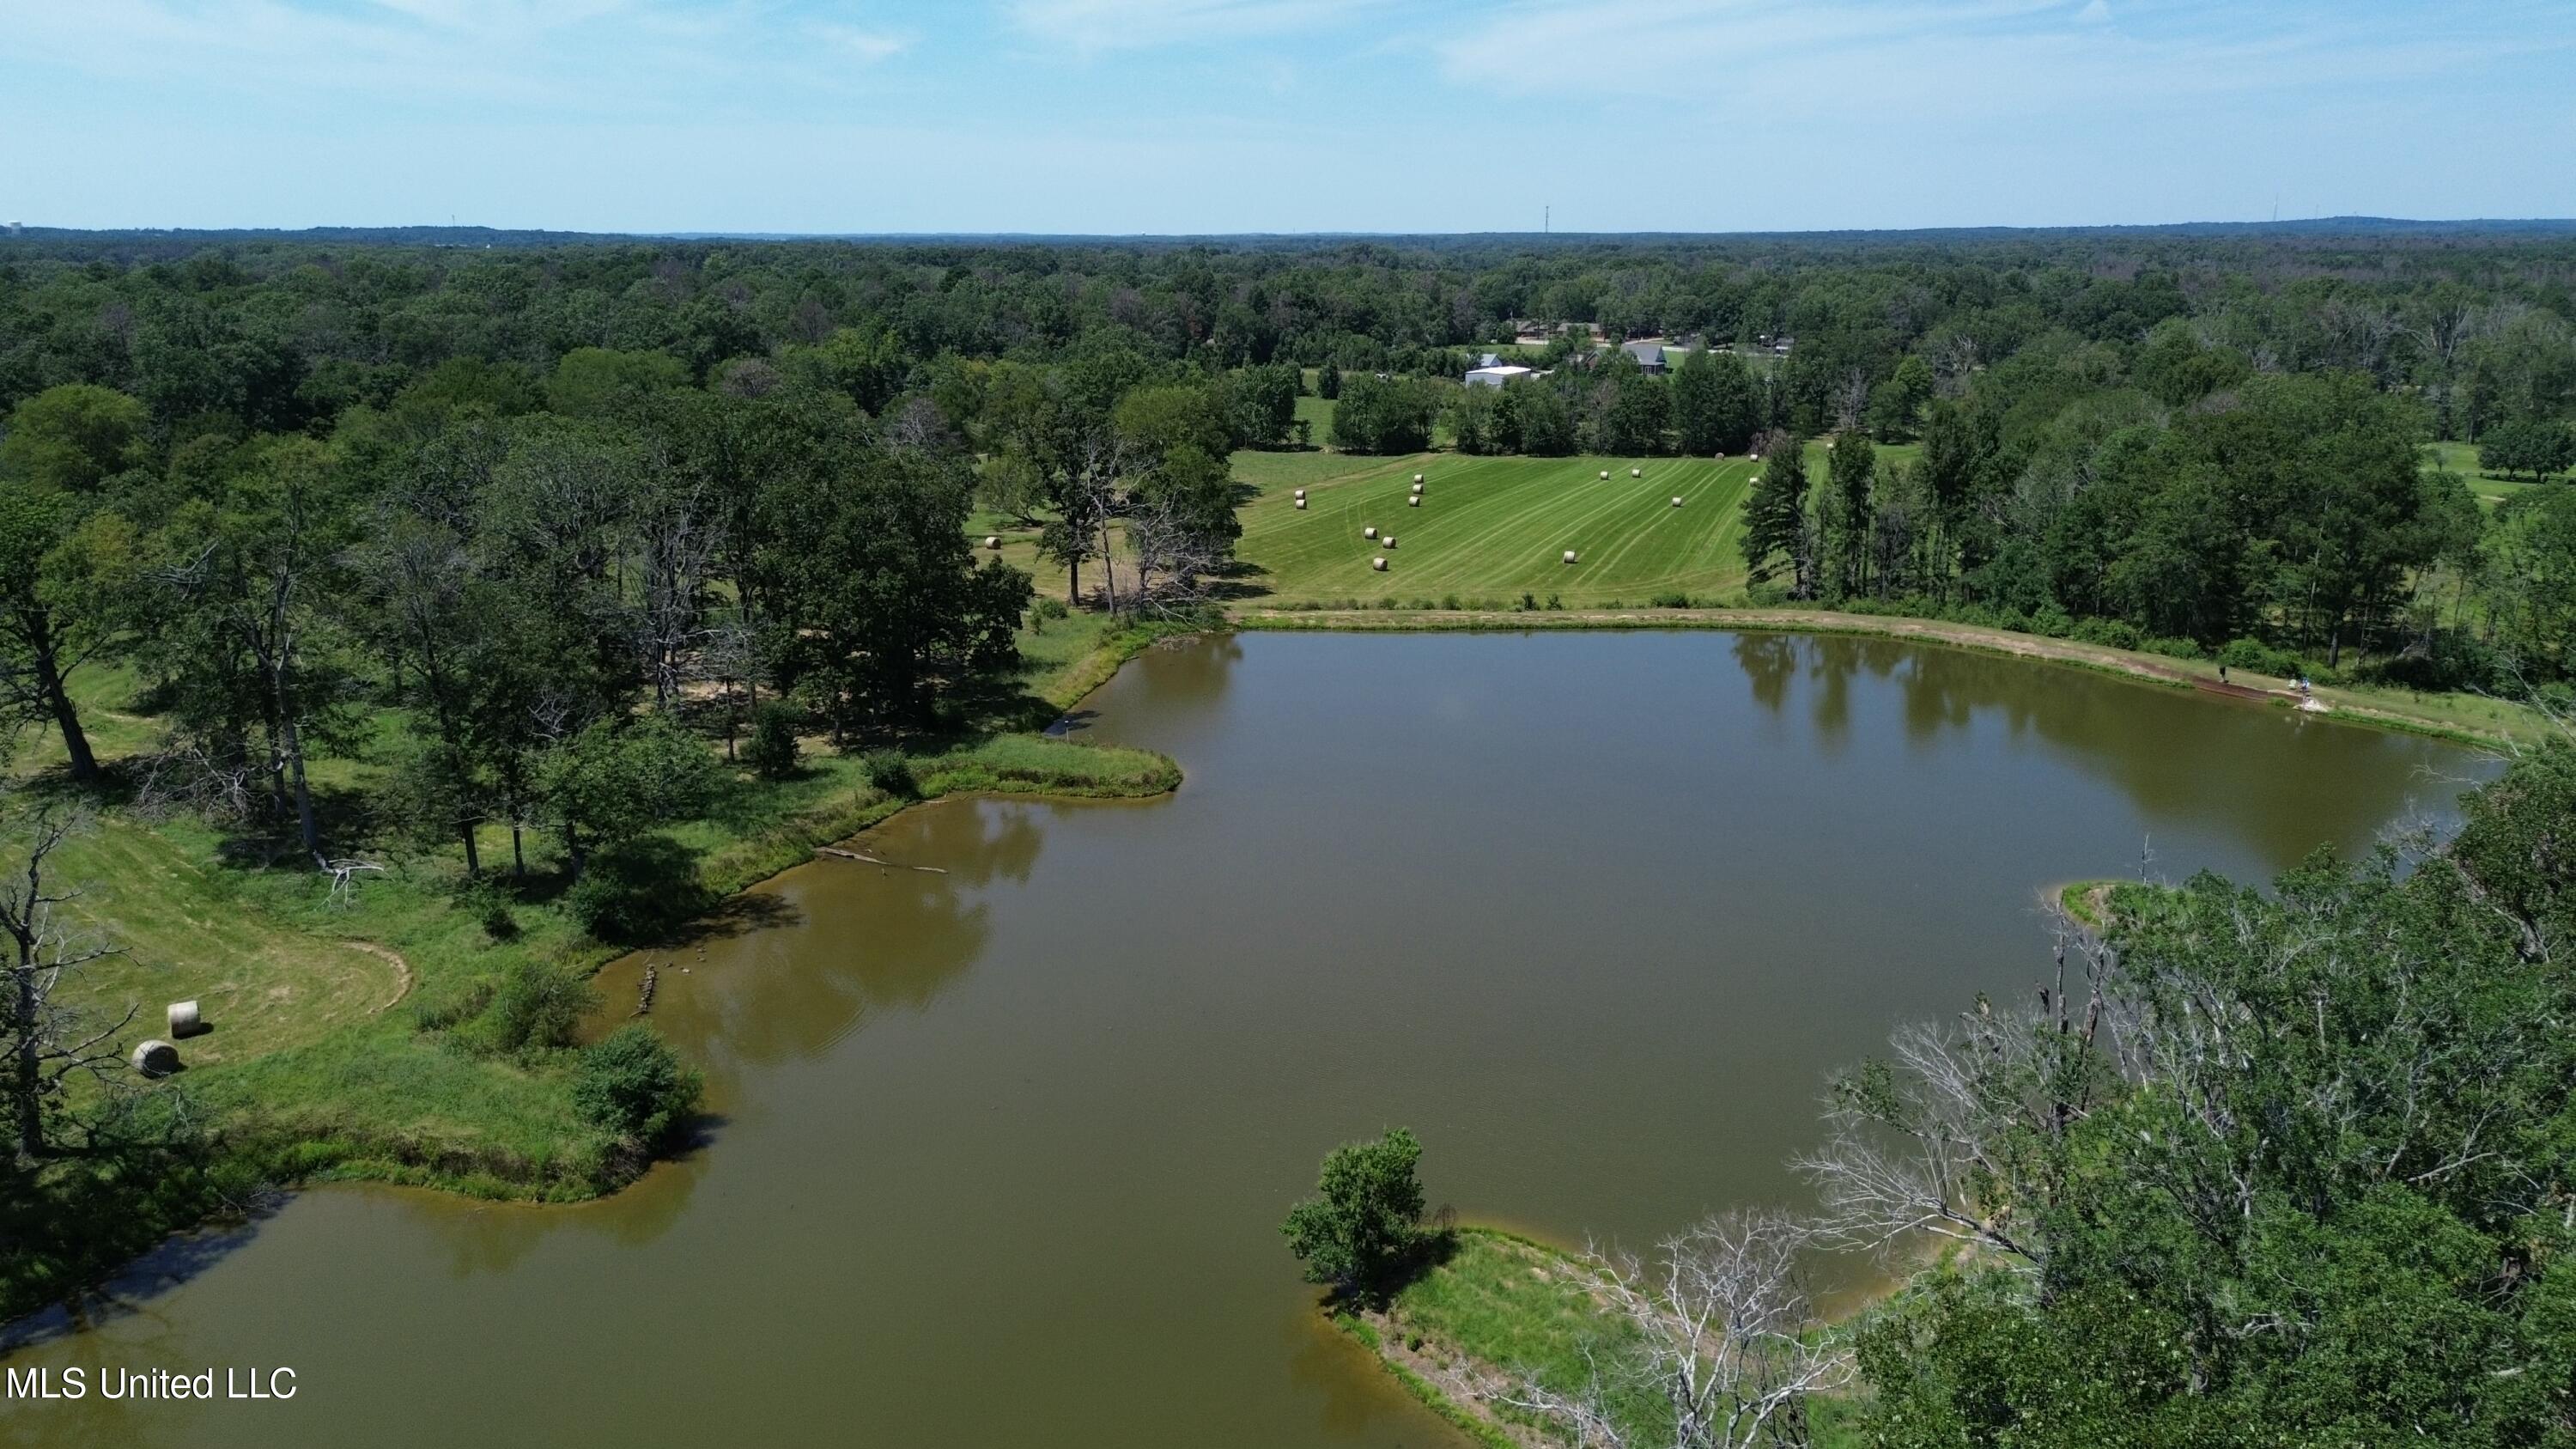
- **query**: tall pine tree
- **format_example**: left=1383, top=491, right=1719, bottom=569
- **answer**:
left=1739, top=429, right=1812, bottom=595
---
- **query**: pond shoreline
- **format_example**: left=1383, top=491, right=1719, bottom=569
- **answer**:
left=1236, top=608, right=2537, bottom=748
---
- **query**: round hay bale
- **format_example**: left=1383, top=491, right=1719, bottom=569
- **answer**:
left=1631, top=467, right=1642, bottom=478
left=1672, top=496, right=1685, bottom=507
left=1563, top=550, right=1579, bottom=564
left=1295, top=498, right=1307, bottom=509
left=1364, top=526, right=1378, bottom=539
left=1372, top=556, right=1388, bottom=571
left=1599, top=469, right=1610, bottom=479
left=983, top=535, right=1002, bottom=551
left=1382, top=535, right=1397, bottom=549
left=1408, top=496, right=1420, bottom=507
left=1293, top=488, right=1306, bottom=500
left=167, top=1000, right=203, bottom=1038
left=131, top=1039, right=179, bottom=1077
left=1413, top=473, right=1425, bottom=484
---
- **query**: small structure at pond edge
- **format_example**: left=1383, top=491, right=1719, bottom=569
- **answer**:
left=167, top=1000, right=204, bottom=1038
left=131, top=1039, right=179, bottom=1077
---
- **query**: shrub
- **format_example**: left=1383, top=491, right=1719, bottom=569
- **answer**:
left=1545, top=594, right=1563, bottom=610
left=1029, top=596, right=1070, bottom=633
left=2072, top=618, right=2143, bottom=651
left=2141, top=636, right=2206, bottom=661
left=567, top=835, right=714, bottom=945
left=2031, top=604, right=2076, bottom=638
left=2219, top=637, right=2303, bottom=678
left=1281, top=1127, right=1433, bottom=1305
left=477, top=960, right=593, bottom=1056
left=573, top=1025, right=702, bottom=1147
left=746, top=702, right=803, bottom=780
left=860, top=748, right=919, bottom=800
left=1440, top=594, right=1461, bottom=612
left=1649, top=590, right=1693, bottom=608
left=1518, top=592, right=1538, bottom=612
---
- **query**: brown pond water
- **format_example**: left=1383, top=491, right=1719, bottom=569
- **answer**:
left=1, top=632, right=2494, bottom=1448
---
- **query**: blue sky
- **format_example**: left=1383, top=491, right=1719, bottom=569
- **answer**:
left=2, top=0, right=2569, bottom=233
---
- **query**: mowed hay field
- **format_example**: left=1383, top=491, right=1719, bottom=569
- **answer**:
left=1237, top=452, right=1761, bottom=605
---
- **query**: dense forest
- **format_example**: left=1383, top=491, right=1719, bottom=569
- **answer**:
left=4, top=222, right=2573, bottom=717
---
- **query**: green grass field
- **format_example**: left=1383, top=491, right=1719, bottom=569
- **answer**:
left=1238, top=452, right=1763, bottom=606
left=2425, top=439, right=2542, bottom=506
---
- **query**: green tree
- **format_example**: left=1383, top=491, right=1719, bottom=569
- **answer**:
left=1328, top=374, right=1438, bottom=454
left=1672, top=345, right=1725, bottom=455
left=1281, top=1127, right=1431, bottom=1303
left=1739, top=430, right=1813, bottom=595
left=1317, top=360, right=1342, bottom=400
left=0, top=387, right=150, bottom=782
left=755, top=450, right=1030, bottom=730
left=544, top=347, right=688, bottom=417
left=1818, top=431, right=1876, bottom=600
left=538, top=711, right=720, bottom=880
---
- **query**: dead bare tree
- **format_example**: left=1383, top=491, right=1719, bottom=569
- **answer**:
left=1496, top=1209, right=1854, bottom=1449
left=634, top=479, right=724, bottom=710
left=0, top=799, right=133, bottom=1166
left=1795, top=932, right=2117, bottom=1272
left=1125, top=490, right=1229, bottom=616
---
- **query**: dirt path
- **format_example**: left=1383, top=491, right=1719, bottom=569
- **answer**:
left=341, top=940, right=415, bottom=1014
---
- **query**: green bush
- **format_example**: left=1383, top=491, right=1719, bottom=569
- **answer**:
left=573, top=1025, right=702, bottom=1147
left=1029, top=596, right=1070, bottom=633
left=566, top=835, right=714, bottom=945
left=2219, top=636, right=2303, bottom=678
left=2141, top=636, right=2205, bottom=661
left=476, top=960, right=593, bottom=1056
left=2072, top=618, right=2143, bottom=651
left=1649, top=591, right=1694, bottom=608
left=746, top=702, right=803, bottom=780
left=860, top=748, right=919, bottom=800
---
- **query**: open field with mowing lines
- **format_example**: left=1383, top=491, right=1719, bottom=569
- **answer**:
left=1237, top=452, right=1760, bottom=605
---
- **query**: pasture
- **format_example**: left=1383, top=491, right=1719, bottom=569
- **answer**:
left=1236, top=452, right=1760, bottom=606
left=2426, top=439, right=2537, bottom=506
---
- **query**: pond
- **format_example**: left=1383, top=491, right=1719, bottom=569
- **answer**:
left=2, top=632, right=2493, bottom=1448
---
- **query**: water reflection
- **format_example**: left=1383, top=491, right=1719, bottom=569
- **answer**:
left=1730, top=633, right=2483, bottom=879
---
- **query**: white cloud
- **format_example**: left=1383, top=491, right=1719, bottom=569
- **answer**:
left=1434, top=0, right=2558, bottom=123
left=1005, top=0, right=1385, bottom=52
left=0, top=0, right=914, bottom=109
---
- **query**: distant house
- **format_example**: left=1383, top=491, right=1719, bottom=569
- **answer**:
left=1621, top=338, right=1673, bottom=374
left=1465, top=363, right=1534, bottom=388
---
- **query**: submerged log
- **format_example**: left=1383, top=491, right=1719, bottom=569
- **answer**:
left=817, top=845, right=950, bottom=874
